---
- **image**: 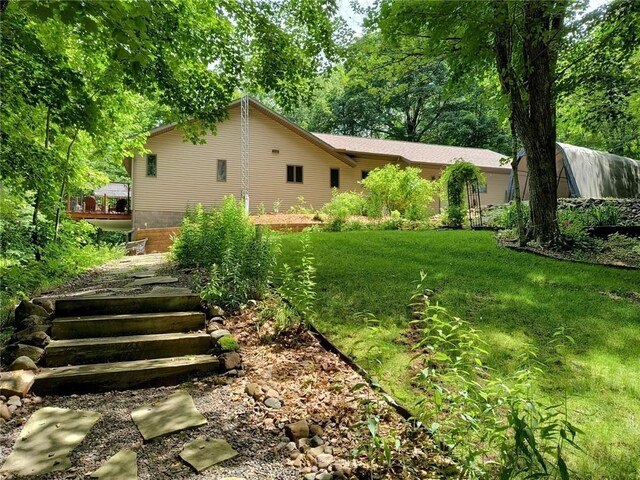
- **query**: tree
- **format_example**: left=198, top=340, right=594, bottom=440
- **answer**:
left=557, top=0, right=640, bottom=159
left=379, top=0, right=580, bottom=244
left=289, top=32, right=510, bottom=153
left=1, top=0, right=341, bottom=259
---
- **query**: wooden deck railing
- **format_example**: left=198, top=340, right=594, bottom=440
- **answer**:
left=66, top=194, right=132, bottom=220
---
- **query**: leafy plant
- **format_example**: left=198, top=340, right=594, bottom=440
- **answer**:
left=440, top=160, right=486, bottom=228
left=272, top=199, right=281, bottom=214
left=321, top=189, right=366, bottom=221
left=411, top=272, right=582, bottom=479
left=173, top=196, right=277, bottom=309
left=360, top=164, right=439, bottom=220
left=491, top=201, right=531, bottom=229
left=257, top=202, right=266, bottom=216
left=277, top=234, right=316, bottom=323
left=589, top=205, right=621, bottom=226
left=288, top=195, right=314, bottom=214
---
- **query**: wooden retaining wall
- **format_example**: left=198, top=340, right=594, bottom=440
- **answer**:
left=132, top=223, right=314, bottom=253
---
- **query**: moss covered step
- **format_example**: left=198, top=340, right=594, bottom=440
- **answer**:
left=51, top=311, right=206, bottom=339
left=45, top=332, right=212, bottom=367
left=33, top=355, right=219, bottom=394
left=54, top=294, right=201, bottom=317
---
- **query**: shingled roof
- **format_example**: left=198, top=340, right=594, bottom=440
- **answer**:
left=312, top=132, right=510, bottom=170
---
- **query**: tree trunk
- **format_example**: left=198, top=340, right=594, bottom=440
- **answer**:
left=493, top=1, right=562, bottom=245
left=32, top=108, right=51, bottom=261
left=509, top=116, right=526, bottom=246
left=54, top=130, right=79, bottom=241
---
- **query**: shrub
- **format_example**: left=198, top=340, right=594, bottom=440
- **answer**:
left=288, top=195, right=314, bottom=214
left=360, top=164, right=439, bottom=220
left=172, top=196, right=277, bottom=309
left=491, top=201, right=531, bottom=229
left=589, top=204, right=621, bottom=226
left=440, top=161, right=486, bottom=228
left=321, top=189, right=366, bottom=221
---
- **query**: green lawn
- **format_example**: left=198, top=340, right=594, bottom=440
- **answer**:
left=278, top=230, right=640, bottom=479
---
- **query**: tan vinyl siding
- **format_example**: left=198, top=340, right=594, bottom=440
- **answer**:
left=131, top=104, right=511, bottom=228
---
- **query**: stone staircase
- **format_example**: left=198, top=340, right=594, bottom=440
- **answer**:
left=33, top=294, right=218, bottom=394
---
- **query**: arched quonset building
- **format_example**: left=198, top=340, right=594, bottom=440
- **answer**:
left=508, top=143, right=640, bottom=201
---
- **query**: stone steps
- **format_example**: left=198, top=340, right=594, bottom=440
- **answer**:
left=52, top=311, right=205, bottom=339
left=55, top=294, right=201, bottom=316
left=34, top=294, right=220, bottom=394
left=45, top=332, right=211, bottom=367
left=33, top=355, right=219, bottom=394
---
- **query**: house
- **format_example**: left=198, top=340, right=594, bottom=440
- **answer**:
left=508, top=143, right=640, bottom=200
left=124, top=97, right=511, bottom=232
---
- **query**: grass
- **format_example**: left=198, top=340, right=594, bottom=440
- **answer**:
left=278, top=230, right=640, bottom=479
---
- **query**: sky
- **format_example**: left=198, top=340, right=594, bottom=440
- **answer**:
left=338, top=0, right=611, bottom=35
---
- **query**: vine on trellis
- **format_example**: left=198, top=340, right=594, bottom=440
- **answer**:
left=441, top=160, right=486, bottom=228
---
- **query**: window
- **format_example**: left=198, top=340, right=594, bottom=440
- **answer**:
left=475, top=183, right=487, bottom=194
left=330, top=168, right=340, bottom=188
left=146, top=154, right=157, bottom=177
left=287, top=165, right=303, bottom=183
left=361, top=170, right=370, bottom=180
left=217, top=159, right=227, bottom=182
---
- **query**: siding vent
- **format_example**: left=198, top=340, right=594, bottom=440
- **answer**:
left=217, top=159, right=227, bottom=182
left=272, top=149, right=280, bottom=154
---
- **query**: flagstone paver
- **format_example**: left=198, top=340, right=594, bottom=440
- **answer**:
left=90, top=448, right=137, bottom=479
left=179, top=437, right=239, bottom=472
left=131, top=390, right=207, bottom=441
left=0, top=407, right=100, bottom=476
left=126, top=275, right=179, bottom=287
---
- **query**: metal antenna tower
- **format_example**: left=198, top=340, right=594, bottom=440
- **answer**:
left=240, top=94, right=250, bottom=213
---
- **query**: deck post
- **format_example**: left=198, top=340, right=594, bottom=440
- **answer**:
left=66, top=194, right=71, bottom=212
left=103, top=193, right=108, bottom=213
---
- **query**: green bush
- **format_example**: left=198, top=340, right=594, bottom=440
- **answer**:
left=490, top=201, right=531, bottom=229
left=321, top=189, right=366, bottom=221
left=589, top=205, right=621, bottom=226
left=172, top=196, right=277, bottom=309
left=360, top=164, right=439, bottom=220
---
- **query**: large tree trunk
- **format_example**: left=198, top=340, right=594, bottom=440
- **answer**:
left=509, top=116, right=526, bottom=246
left=493, top=0, right=563, bottom=245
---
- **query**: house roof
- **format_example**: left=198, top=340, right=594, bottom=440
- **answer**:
left=312, top=133, right=510, bottom=170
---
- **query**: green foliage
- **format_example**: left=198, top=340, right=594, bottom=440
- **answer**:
left=173, top=196, right=276, bottom=309
left=490, top=202, right=531, bottom=229
left=321, top=189, right=366, bottom=221
left=217, top=335, right=239, bottom=352
left=411, top=272, right=582, bottom=479
left=360, top=164, right=439, bottom=219
left=440, top=161, right=486, bottom=228
left=288, top=196, right=314, bottom=214
left=277, top=235, right=316, bottom=324
left=589, top=205, right=621, bottom=226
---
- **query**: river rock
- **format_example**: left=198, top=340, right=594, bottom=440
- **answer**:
left=15, top=300, right=49, bottom=323
left=16, top=315, right=48, bottom=331
left=218, top=352, right=241, bottom=371
left=32, top=298, right=55, bottom=314
left=285, top=420, right=309, bottom=441
left=316, top=454, right=334, bottom=469
left=9, top=356, right=38, bottom=372
left=0, top=404, right=11, bottom=420
left=264, top=397, right=282, bottom=409
left=6, top=344, right=44, bottom=363
left=0, top=370, right=35, bottom=397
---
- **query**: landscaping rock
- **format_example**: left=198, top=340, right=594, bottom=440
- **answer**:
left=9, top=356, right=38, bottom=372
left=32, top=297, right=54, bottom=314
left=126, top=276, right=178, bottom=287
left=0, top=404, right=11, bottom=420
left=211, top=329, right=231, bottom=340
left=264, top=397, right=282, bottom=409
left=0, top=370, right=35, bottom=397
left=285, top=420, right=309, bottom=441
left=7, top=396, right=21, bottom=407
left=316, top=453, right=334, bottom=469
left=310, top=435, right=324, bottom=447
left=6, top=344, right=44, bottom=363
left=208, top=305, right=225, bottom=318
left=16, top=315, right=48, bottom=331
left=316, top=473, right=334, bottom=480
left=179, top=437, right=238, bottom=472
left=18, top=330, right=50, bottom=348
left=206, top=322, right=224, bottom=333
left=310, top=424, right=324, bottom=437
left=15, top=300, right=49, bottom=323
left=90, top=448, right=137, bottom=479
left=218, top=352, right=241, bottom=371
left=245, top=382, right=262, bottom=399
